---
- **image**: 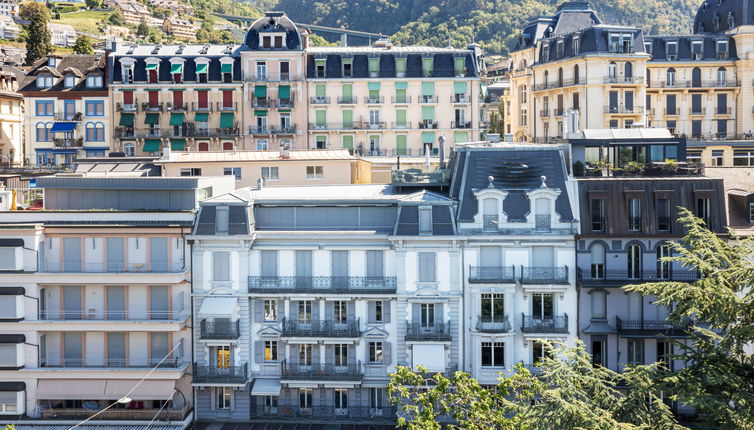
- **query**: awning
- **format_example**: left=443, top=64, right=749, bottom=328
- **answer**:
left=422, top=132, right=435, bottom=144
left=50, top=122, right=77, bottom=133
left=145, top=63, right=157, bottom=71
left=583, top=320, right=616, bottom=334
left=367, top=82, right=380, bottom=91
left=454, top=81, right=467, bottom=93
left=170, top=63, right=183, bottom=74
left=278, top=109, right=291, bottom=113
left=171, top=138, right=186, bottom=151
left=251, top=379, right=281, bottom=396
left=278, top=85, right=290, bottom=99
left=395, top=82, right=407, bottom=90
left=144, top=113, right=159, bottom=125
left=195, top=63, right=208, bottom=74
left=104, top=379, right=175, bottom=400
left=194, top=112, right=209, bottom=122
left=169, top=113, right=185, bottom=126
left=198, top=296, right=238, bottom=317
left=37, top=380, right=107, bottom=400
left=254, top=85, right=267, bottom=98
left=119, top=113, right=134, bottom=127
left=728, top=188, right=754, bottom=197
left=143, top=139, right=161, bottom=152
left=220, top=112, right=235, bottom=128
left=254, top=109, right=267, bottom=116
left=221, top=63, right=233, bottom=74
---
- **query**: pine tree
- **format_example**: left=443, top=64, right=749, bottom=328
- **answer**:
left=19, top=2, right=52, bottom=66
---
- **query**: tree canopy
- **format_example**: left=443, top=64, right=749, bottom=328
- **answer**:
left=19, top=2, right=52, bottom=65
left=72, top=35, right=93, bottom=54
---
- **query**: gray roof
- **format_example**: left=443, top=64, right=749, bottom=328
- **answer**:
left=36, top=176, right=210, bottom=190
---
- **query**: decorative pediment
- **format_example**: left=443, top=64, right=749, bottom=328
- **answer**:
left=256, top=325, right=281, bottom=337
left=415, top=287, right=441, bottom=297
left=363, top=326, right=389, bottom=338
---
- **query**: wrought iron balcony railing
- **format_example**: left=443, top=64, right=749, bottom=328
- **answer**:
left=615, top=317, right=692, bottom=338
left=248, top=276, right=396, bottom=293
left=468, top=266, right=515, bottom=283
left=405, top=323, right=451, bottom=341
left=521, top=313, right=569, bottom=333
left=200, top=319, right=240, bottom=340
left=476, top=315, right=512, bottom=333
left=519, top=266, right=569, bottom=284
left=576, top=268, right=699, bottom=287
left=281, top=317, right=360, bottom=337
left=281, top=360, right=362, bottom=381
left=192, top=363, right=248, bottom=384
left=252, top=405, right=396, bottom=421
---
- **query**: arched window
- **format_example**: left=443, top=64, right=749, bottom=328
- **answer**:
left=574, top=65, right=580, bottom=84
left=85, top=122, right=104, bottom=141
left=222, top=141, right=234, bottom=151
left=198, top=141, right=209, bottom=151
left=624, top=62, right=633, bottom=80
left=717, top=67, right=727, bottom=86
left=558, top=68, right=563, bottom=87
left=608, top=62, right=617, bottom=80
left=627, top=244, right=641, bottom=279
left=646, top=69, right=651, bottom=88
left=666, top=68, right=676, bottom=87
left=590, top=243, right=606, bottom=279
left=483, top=198, right=498, bottom=231
left=691, top=67, right=702, bottom=87
left=657, top=244, right=671, bottom=279
left=544, top=71, right=549, bottom=85
left=36, top=122, right=50, bottom=142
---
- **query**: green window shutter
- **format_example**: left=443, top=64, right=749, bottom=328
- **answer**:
left=195, top=63, right=208, bottom=74
left=254, top=110, right=268, bottom=116
left=368, top=58, right=379, bottom=73
left=144, top=113, right=160, bottom=124
left=278, top=85, right=290, bottom=99
left=170, top=63, right=183, bottom=74
left=316, top=110, right=326, bottom=125
left=422, top=106, right=435, bottom=121
left=342, top=84, right=352, bottom=99
left=143, top=139, right=161, bottom=152
left=315, top=59, right=326, bottom=67
left=454, top=81, right=467, bottom=94
left=145, top=63, right=157, bottom=71
left=396, top=109, right=406, bottom=126
left=221, top=63, right=232, bottom=74
left=315, top=84, right=326, bottom=97
left=220, top=113, right=235, bottom=128
left=342, top=110, right=353, bottom=127
left=342, top=135, right=353, bottom=150
left=119, top=113, right=134, bottom=126
left=396, top=135, right=407, bottom=155
left=395, top=58, right=407, bottom=74
left=170, top=138, right=186, bottom=150
left=396, top=89, right=407, bottom=102
left=369, top=89, right=379, bottom=99
left=422, top=57, right=434, bottom=76
left=254, top=85, right=267, bottom=98
left=169, top=113, right=185, bottom=126
left=342, top=58, right=353, bottom=66
left=454, top=57, right=465, bottom=76
left=367, top=82, right=381, bottom=91
left=316, top=135, right=327, bottom=145
left=194, top=112, right=209, bottom=122
left=454, top=131, right=468, bottom=143
left=422, top=132, right=435, bottom=144
left=421, top=82, right=435, bottom=96
left=395, top=82, right=407, bottom=90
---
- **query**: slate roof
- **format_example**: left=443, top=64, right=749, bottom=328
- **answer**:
left=449, top=144, right=574, bottom=223
left=244, top=12, right=303, bottom=50
left=516, top=1, right=603, bottom=51
left=645, top=34, right=737, bottom=61
left=19, top=55, right=107, bottom=93
left=693, top=0, right=754, bottom=34
left=108, top=44, right=242, bottom=83
left=193, top=203, right=252, bottom=236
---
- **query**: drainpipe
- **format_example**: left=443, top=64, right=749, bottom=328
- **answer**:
left=187, top=238, right=196, bottom=424
left=460, top=238, right=467, bottom=373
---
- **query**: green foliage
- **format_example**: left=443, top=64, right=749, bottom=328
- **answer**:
left=107, top=10, right=126, bottom=26
left=625, top=209, right=754, bottom=429
left=72, top=35, right=93, bottom=54
left=389, top=341, right=684, bottom=430
left=20, top=2, right=52, bottom=65
left=308, top=33, right=338, bottom=47
left=188, top=0, right=259, bottom=17
left=85, top=0, right=102, bottom=8
left=136, top=17, right=150, bottom=36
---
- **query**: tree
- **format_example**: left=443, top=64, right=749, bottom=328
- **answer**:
left=136, top=17, right=150, bottom=36
left=389, top=341, right=684, bottom=430
left=626, top=209, right=754, bottom=429
left=72, top=35, right=93, bottom=54
left=107, top=10, right=126, bottom=26
left=85, top=0, right=102, bottom=9
left=19, top=2, right=51, bottom=65
left=308, top=33, right=338, bottom=47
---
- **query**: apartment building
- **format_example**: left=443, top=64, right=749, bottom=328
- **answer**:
left=110, top=0, right=151, bottom=26
left=149, top=0, right=195, bottom=15
left=0, top=0, right=18, bottom=16
left=305, top=43, right=483, bottom=157
left=0, top=15, right=20, bottom=40
left=19, top=54, right=110, bottom=166
left=108, top=43, right=243, bottom=156
left=48, top=24, right=77, bottom=48
left=163, top=17, right=197, bottom=41
left=242, top=12, right=307, bottom=151
left=0, top=68, right=23, bottom=166
left=0, top=176, right=234, bottom=429
left=507, top=0, right=754, bottom=143
left=156, top=148, right=372, bottom=188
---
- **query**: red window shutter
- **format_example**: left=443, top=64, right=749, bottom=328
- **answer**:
left=173, top=91, right=183, bottom=107
left=123, top=91, right=133, bottom=105
left=223, top=141, right=233, bottom=150
left=173, top=73, right=181, bottom=83
left=148, top=91, right=158, bottom=107
left=149, top=70, right=157, bottom=83
left=198, top=142, right=209, bottom=151
left=222, top=90, right=233, bottom=107
left=198, top=91, right=208, bottom=108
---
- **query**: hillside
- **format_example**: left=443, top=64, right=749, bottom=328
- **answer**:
left=255, top=0, right=699, bottom=55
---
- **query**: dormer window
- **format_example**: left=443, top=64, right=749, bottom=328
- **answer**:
left=691, top=41, right=703, bottom=60
left=572, top=36, right=580, bottom=55
left=196, top=62, right=208, bottom=83
left=421, top=57, right=433, bottom=77
left=122, top=65, right=134, bottom=84
left=274, top=35, right=283, bottom=49
left=315, top=59, right=326, bottom=78
left=644, top=41, right=652, bottom=54
left=262, top=35, right=271, bottom=49
left=717, top=40, right=729, bottom=59
left=64, top=74, right=75, bottom=88
left=556, top=39, right=564, bottom=58
left=170, top=62, right=183, bottom=83
left=36, top=74, right=53, bottom=88
left=48, top=57, right=59, bottom=67
left=86, top=74, right=102, bottom=88
left=145, top=62, right=159, bottom=83
left=454, top=57, right=465, bottom=77
left=418, top=206, right=432, bottom=235
left=342, top=58, right=353, bottom=78
left=395, top=57, right=407, bottom=78
left=221, top=61, right=233, bottom=83
left=370, top=57, right=382, bottom=78
left=666, top=41, right=678, bottom=60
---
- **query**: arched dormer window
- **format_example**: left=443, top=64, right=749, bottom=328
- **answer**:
left=608, top=62, right=617, bottom=80
left=145, top=58, right=160, bottom=83
left=525, top=179, right=562, bottom=232
left=473, top=183, right=509, bottom=232
left=590, top=243, right=606, bottom=279
left=666, top=68, right=676, bottom=87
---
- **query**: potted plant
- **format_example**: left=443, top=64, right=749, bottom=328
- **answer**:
left=662, top=158, right=679, bottom=175
left=624, top=161, right=644, bottom=175
left=596, top=159, right=612, bottom=176
left=573, top=160, right=585, bottom=177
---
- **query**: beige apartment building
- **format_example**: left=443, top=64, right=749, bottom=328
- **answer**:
left=0, top=68, right=23, bottom=166
left=508, top=1, right=754, bottom=144
left=163, top=17, right=197, bottom=41
left=156, top=148, right=372, bottom=188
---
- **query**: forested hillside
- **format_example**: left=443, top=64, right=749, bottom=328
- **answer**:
left=251, top=0, right=699, bottom=55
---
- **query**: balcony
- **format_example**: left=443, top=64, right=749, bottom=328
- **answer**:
left=276, top=98, right=294, bottom=108
left=519, top=266, right=569, bottom=284
left=451, top=94, right=470, bottom=103
left=603, top=77, right=644, bottom=85
left=604, top=106, right=644, bottom=114
left=391, top=121, right=411, bottom=129
left=40, top=405, right=190, bottom=421
left=521, top=314, right=569, bottom=334
left=451, top=121, right=472, bottom=129
left=405, top=323, right=451, bottom=341
left=468, top=266, right=515, bottom=283
left=200, top=319, right=240, bottom=340
left=396, top=362, right=458, bottom=379
left=252, top=405, right=396, bottom=422
left=419, top=95, right=438, bottom=103
left=664, top=108, right=679, bottom=115
left=271, top=125, right=297, bottom=134
left=690, top=108, right=706, bottom=116
left=476, top=315, right=512, bottom=333
left=244, top=73, right=301, bottom=82
left=53, top=138, right=83, bottom=148
left=249, top=126, right=270, bottom=135
left=714, top=107, right=733, bottom=115
left=281, top=361, right=362, bottom=381
left=117, top=103, right=138, bottom=112
left=40, top=261, right=184, bottom=273
left=535, top=214, right=551, bottom=232
left=216, top=102, right=237, bottom=111
left=167, top=103, right=187, bottom=112
left=391, top=169, right=450, bottom=185
left=192, top=102, right=212, bottom=111
left=143, top=103, right=163, bottom=112
left=252, top=98, right=273, bottom=108
left=54, top=112, right=83, bottom=121
left=392, top=96, right=412, bottom=104
left=366, top=121, right=386, bottom=130
left=281, top=318, right=361, bottom=338
left=337, top=96, right=356, bottom=104
left=189, top=127, right=240, bottom=137
left=615, top=317, right=692, bottom=338
left=192, top=363, right=248, bottom=384
left=248, top=276, right=397, bottom=294
left=418, top=120, right=438, bottom=129
left=310, top=96, right=330, bottom=105
left=39, top=309, right=186, bottom=321
left=41, top=358, right=185, bottom=369
left=539, top=109, right=550, bottom=118
left=576, top=268, right=699, bottom=288
left=365, top=96, right=384, bottom=104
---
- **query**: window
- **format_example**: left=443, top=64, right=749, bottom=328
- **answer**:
left=608, top=62, right=617, bottom=80
left=334, top=300, right=347, bottom=323
left=591, top=199, right=605, bottom=231
left=657, top=198, right=671, bottom=231
left=180, top=168, right=201, bottom=176
left=627, top=244, right=641, bottom=279
left=691, top=41, right=703, bottom=60
left=591, top=290, right=606, bottom=319
left=532, top=293, right=554, bottom=319
left=299, top=388, right=312, bottom=410
left=256, top=139, right=268, bottom=151
left=342, top=58, right=352, bottom=77
left=418, top=252, right=436, bottom=282
left=481, top=342, right=505, bottom=367
left=64, top=74, right=76, bottom=88
left=261, top=166, right=279, bottom=180
left=420, top=303, right=435, bottom=326
left=657, top=244, right=671, bottom=279
left=666, top=41, right=678, bottom=60
left=541, top=44, right=549, bottom=62
left=627, top=340, right=644, bottom=365
left=750, top=203, right=754, bottom=223
left=262, top=35, right=271, bottom=48
left=0, top=392, right=18, bottom=413
left=711, top=150, right=724, bottom=166
left=717, top=40, right=729, bottom=59
left=733, top=150, right=754, bottom=166
left=36, top=74, right=53, bottom=88
left=306, top=166, right=323, bottom=179
left=315, top=59, right=325, bottom=78
left=85, top=101, right=104, bottom=116
left=264, top=300, right=277, bottom=321
left=335, top=343, right=347, bottom=366
left=628, top=198, right=641, bottom=231
left=687, top=150, right=701, bottom=164
left=373, top=300, right=383, bottom=323
left=212, top=251, right=230, bottom=281
left=264, top=340, right=277, bottom=361
left=590, top=244, right=606, bottom=279
left=533, top=340, right=551, bottom=364
left=217, top=387, right=231, bottom=409
left=85, top=123, right=104, bottom=141
left=36, top=123, right=51, bottom=142
left=369, top=342, right=383, bottom=363
left=696, top=198, right=710, bottom=224
left=369, top=388, right=385, bottom=412
left=35, top=101, right=53, bottom=116
left=298, top=301, right=312, bottom=323
left=666, top=68, right=676, bottom=87
left=124, top=143, right=135, bottom=156
left=334, top=389, right=348, bottom=411
left=86, top=74, right=103, bottom=88
left=223, top=167, right=241, bottom=181
left=0, top=344, right=18, bottom=367
left=298, top=344, right=312, bottom=366
left=418, top=207, right=432, bottom=234
left=572, top=36, right=580, bottom=55
left=480, top=293, right=505, bottom=322
left=591, top=336, right=607, bottom=367
left=274, top=36, right=283, bottom=49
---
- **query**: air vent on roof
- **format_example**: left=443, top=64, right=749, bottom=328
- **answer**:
left=176, top=45, right=186, bottom=54
left=152, top=45, right=161, bottom=55
left=224, top=44, right=233, bottom=54
left=373, top=37, right=392, bottom=48
left=126, top=45, right=135, bottom=55
left=200, top=44, right=209, bottom=54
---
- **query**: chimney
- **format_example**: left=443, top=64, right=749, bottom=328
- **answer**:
left=257, top=178, right=264, bottom=189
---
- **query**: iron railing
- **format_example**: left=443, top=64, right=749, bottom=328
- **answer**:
left=39, top=261, right=184, bottom=273
left=41, top=358, right=184, bottom=368
left=191, top=102, right=212, bottom=111
left=476, top=315, right=512, bottom=333
left=337, top=96, right=356, bottom=104
left=248, top=276, right=397, bottom=293
left=482, top=215, right=498, bottom=232
left=310, top=96, right=330, bottom=104
left=615, top=317, right=692, bottom=337
left=628, top=216, right=642, bottom=231
left=192, top=363, right=248, bottom=384
left=391, top=96, right=411, bottom=104
left=452, top=94, right=470, bottom=103
left=200, top=319, right=240, bottom=339
left=535, top=215, right=551, bottom=232
left=519, top=266, right=568, bottom=284
left=365, top=96, right=384, bottom=104
left=576, top=268, right=699, bottom=287
left=216, top=102, right=237, bottom=111
left=252, top=405, right=396, bottom=421
left=521, top=314, right=569, bottom=333
left=405, top=323, right=451, bottom=341
left=280, top=360, right=362, bottom=381
left=419, top=95, right=438, bottom=103
left=271, top=125, right=297, bottom=134
left=391, top=169, right=451, bottom=184
left=281, top=318, right=360, bottom=337
left=38, top=310, right=186, bottom=321
left=40, top=406, right=189, bottom=420
left=468, top=266, right=515, bottom=283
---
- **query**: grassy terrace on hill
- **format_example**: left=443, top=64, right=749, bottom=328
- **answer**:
left=51, top=10, right=110, bottom=34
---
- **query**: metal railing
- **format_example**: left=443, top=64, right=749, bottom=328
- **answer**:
left=520, top=266, right=568, bottom=284
left=189, top=127, right=240, bottom=137
left=419, top=95, right=438, bottom=103
left=192, top=363, right=248, bottom=384
left=144, top=103, right=164, bottom=112
left=452, top=95, right=470, bottom=103
left=337, top=96, right=356, bottom=104
left=535, top=215, right=551, bottom=232
left=192, top=102, right=212, bottom=111
left=276, top=98, right=295, bottom=108
left=468, top=266, right=515, bottom=283
left=603, top=76, right=644, bottom=84
left=41, top=358, right=184, bottom=368
left=658, top=216, right=672, bottom=232
left=405, top=323, right=451, bottom=341
left=281, top=360, right=362, bottom=381
left=418, top=121, right=438, bottom=129
left=167, top=103, right=187, bottom=112
left=628, top=216, right=642, bottom=231
left=604, top=106, right=644, bottom=114
left=715, top=107, right=733, bottom=115
left=451, top=121, right=472, bottom=129
left=40, top=261, right=183, bottom=273
left=396, top=362, right=457, bottom=379
left=40, top=406, right=189, bottom=421
left=216, top=102, right=237, bottom=111
left=576, top=268, right=699, bottom=286
left=281, top=318, right=361, bottom=337
left=38, top=310, right=186, bottom=321
left=252, top=405, right=396, bottom=421
left=539, top=109, right=550, bottom=117
left=366, top=121, right=386, bottom=129
left=521, top=314, right=569, bottom=333
left=391, top=121, right=411, bottom=129
left=54, top=112, right=82, bottom=121
left=248, top=276, right=397, bottom=293
left=482, top=215, right=498, bottom=232
left=365, top=96, right=384, bottom=104
left=391, top=169, right=450, bottom=184
left=200, top=319, right=240, bottom=339
left=249, top=126, right=270, bottom=134
left=310, top=96, right=330, bottom=104
left=615, top=317, right=691, bottom=337
left=271, top=125, right=297, bottom=134
left=117, top=103, right=138, bottom=112
left=53, top=138, right=83, bottom=148
left=252, top=98, right=274, bottom=107
left=476, top=315, right=512, bottom=333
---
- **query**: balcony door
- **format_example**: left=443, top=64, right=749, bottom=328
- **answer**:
left=334, top=344, right=348, bottom=370
left=150, top=238, right=168, bottom=272
left=532, top=247, right=554, bottom=268
left=532, top=293, right=554, bottom=320
left=106, top=237, right=124, bottom=272
left=106, top=286, right=126, bottom=320
left=63, top=238, right=81, bottom=272
left=150, top=285, right=169, bottom=320
left=151, top=332, right=169, bottom=366
left=627, top=245, right=641, bottom=279
left=63, top=332, right=83, bottom=367
left=214, top=345, right=232, bottom=369
left=107, top=332, right=126, bottom=367
left=479, top=246, right=501, bottom=268
left=334, top=388, right=348, bottom=415
left=63, top=286, right=82, bottom=320
left=296, top=250, right=312, bottom=289
left=298, top=300, right=312, bottom=324
left=331, top=250, right=348, bottom=289
left=298, top=344, right=313, bottom=369
left=481, top=293, right=504, bottom=323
